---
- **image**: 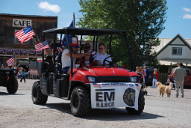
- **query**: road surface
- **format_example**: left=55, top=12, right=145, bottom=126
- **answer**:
left=0, top=79, right=191, bottom=128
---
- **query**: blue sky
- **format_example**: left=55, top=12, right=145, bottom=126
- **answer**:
left=161, top=0, right=191, bottom=38
left=1, top=0, right=191, bottom=38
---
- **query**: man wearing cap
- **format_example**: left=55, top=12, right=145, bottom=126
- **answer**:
left=61, top=37, right=86, bottom=74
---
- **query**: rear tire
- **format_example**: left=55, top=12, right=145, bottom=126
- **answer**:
left=126, top=90, right=145, bottom=115
left=70, top=86, right=91, bottom=117
left=7, top=76, right=18, bottom=94
left=32, top=81, right=48, bottom=105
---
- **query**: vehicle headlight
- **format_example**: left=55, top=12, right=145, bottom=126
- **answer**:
left=130, top=76, right=137, bottom=83
left=87, top=76, right=96, bottom=83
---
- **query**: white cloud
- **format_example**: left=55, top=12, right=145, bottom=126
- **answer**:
left=183, top=8, right=191, bottom=12
left=38, top=1, right=61, bottom=13
left=183, top=14, right=191, bottom=19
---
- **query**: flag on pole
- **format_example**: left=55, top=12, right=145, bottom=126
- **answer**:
left=15, top=26, right=35, bottom=43
left=35, top=40, right=50, bottom=51
left=62, top=20, right=75, bottom=46
left=6, top=57, right=15, bottom=66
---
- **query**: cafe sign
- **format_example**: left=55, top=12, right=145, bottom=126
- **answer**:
left=13, top=18, right=32, bottom=27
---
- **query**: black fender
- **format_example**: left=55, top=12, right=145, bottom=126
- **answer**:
left=67, top=81, right=90, bottom=100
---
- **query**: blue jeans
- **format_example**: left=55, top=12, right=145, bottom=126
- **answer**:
left=62, top=67, right=70, bottom=74
left=152, top=78, right=157, bottom=88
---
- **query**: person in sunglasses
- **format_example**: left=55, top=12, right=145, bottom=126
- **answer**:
left=93, top=43, right=112, bottom=66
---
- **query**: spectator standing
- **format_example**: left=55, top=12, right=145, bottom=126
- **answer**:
left=152, top=68, right=159, bottom=88
left=19, top=67, right=27, bottom=83
left=136, top=66, right=147, bottom=95
left=145, top=66, right=153, bottom=86
left=172, top=63, right=187, bottom=98
left=166, top=69, right=175, bottom=89
left=1, top=64, right=4, bottom=68
left=140, top=66, right=146, bottom=84
left=143, top=66, right=147, bottom=84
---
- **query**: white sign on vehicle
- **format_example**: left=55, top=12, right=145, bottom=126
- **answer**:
left=90, top=82, right=141, bottom=110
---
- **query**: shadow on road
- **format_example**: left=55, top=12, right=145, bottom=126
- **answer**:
left=86, top=109, right=164, bottom=121
left=43, top=102, right=164, bottom=121
left=41, top=103, right=71, bottom=114
left=0, top=91, right=24, bottom=96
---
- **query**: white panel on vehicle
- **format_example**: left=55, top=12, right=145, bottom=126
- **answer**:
left=90, top=82, right=141, bottom=110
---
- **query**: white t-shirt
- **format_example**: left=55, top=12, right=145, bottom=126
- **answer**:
left=94, top=52, right=112, bottom=65
left=61, top=49, right=77, bottom=68
left=61, top=49, right=71, bottom=68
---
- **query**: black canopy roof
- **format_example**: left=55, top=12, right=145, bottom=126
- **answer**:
left=43, top=27, right=126, bottom=35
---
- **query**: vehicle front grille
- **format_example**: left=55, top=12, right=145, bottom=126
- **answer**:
left=96, top=76, right=130, bottom=83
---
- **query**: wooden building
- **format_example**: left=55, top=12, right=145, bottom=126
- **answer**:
left=0, top=13, right=57, bottom=66
left=153, top=34, right=191, bottom=66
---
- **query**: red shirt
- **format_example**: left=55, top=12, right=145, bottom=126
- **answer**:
left=153, top=72, right=159, bottom=80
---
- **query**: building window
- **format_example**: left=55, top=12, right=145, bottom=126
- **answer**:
left=172, top=47, right=182, bottom=55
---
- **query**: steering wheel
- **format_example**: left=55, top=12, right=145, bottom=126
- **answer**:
left=103, top=56, right=113, bottom=66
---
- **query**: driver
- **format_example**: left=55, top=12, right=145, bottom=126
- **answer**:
left=93, top=43, right=112, bottom=66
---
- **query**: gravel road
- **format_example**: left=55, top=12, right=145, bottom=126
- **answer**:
left=0, top=79, right=191, bottom=128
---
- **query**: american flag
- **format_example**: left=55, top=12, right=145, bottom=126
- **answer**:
left=6, top=57, right=15, bottom=66
left=15, top=26, right=35, bottom=43
left=35, top=41, right=50, bottom=51
left=62, top=20, right=74, bottom=46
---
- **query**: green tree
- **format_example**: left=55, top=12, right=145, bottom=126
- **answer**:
left=79, top=0, right=167, bottom=69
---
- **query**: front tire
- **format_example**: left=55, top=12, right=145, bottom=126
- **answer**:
left=126, top=90, right=145, bottom=115
left=32, top=81, right=48, bottom=105
left=7, top=76, right=18, bottom=94
left=70, top=87, right=91, bottom=117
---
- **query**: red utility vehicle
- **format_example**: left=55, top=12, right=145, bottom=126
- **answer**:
left=31, top=27, right=145, bottom=117
left=0, top=56, right=18, bottom=94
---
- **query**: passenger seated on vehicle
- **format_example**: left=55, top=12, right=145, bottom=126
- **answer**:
left=61, top=37, right=89, bottom=74
left=92, top=43, right=112, bottom=66
left=44, top=46, right=54, bottom=73
left=79, top=42, right=95, bottom=67
left=55, top=45, right=64, bottom=74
